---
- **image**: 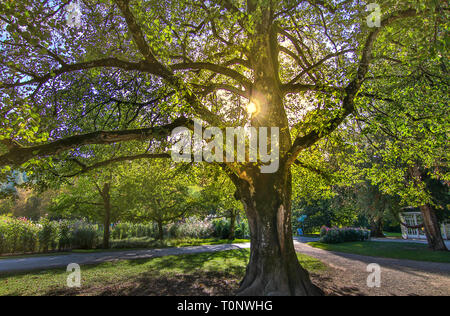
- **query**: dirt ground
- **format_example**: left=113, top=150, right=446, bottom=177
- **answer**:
left=44, top=271, right=241, bottom=296
left=294, top=242, right=450, bottom=296
left=41, top=265, right=449, bottom=296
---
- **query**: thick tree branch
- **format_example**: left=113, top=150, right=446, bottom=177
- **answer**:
left=0, top=118, right=190, bottom=167
left=0, top=58, right=154, bottom=89
left=172, top=62, right=252, bottom=90
left=115, top=0, right=159, bottom=65
left=61, top=153, right=172, bottom=178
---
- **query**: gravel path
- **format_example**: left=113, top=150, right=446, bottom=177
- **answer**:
left=0, top=243, right=250, bottom=274
left=293, top=241, right=450, bottom=296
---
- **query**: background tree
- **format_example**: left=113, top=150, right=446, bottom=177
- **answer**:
left=350, top=59, right=449, bottom=250
left=49, top=170, right=123, bottom=248
left=118, top=160, right=198, bottom=240
left=196, top=166, right=244, bottom=240
left=0, top=0, right=446, bottom=294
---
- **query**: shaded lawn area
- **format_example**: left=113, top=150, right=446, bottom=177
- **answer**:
left=0, top=249, right=326, bottom=296
left=0, top=238, right=250, bottom=260
left=108, top=237, right=250, bottom=249
left=308, top=241, right=450, bottom=263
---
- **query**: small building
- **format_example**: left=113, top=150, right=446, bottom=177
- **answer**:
left=400, top=211, right=450, bottom=240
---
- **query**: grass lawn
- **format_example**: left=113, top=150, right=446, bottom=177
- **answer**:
left=308, top=241, right=450, bottom=263
left=0, top=249, right=326, bottom=296
left=383, top=232, right=403, bottom=238
left=108, top=237, right=250, bottom=249
left=0, top=238, right=250, bottom=260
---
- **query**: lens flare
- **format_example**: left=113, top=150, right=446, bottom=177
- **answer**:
left=246, top=102, right=257, bottom=115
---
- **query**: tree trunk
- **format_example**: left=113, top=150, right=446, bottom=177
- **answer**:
left=102, top=183, right=111, bottom=249
left=236, top=172, right=323, bottom=296
left=229, top=210, right=236, bottom=240
left=157, top=221, right=164, bottom=240
left=408, top=167, right=448, bottom=251
left=232, top=5, right=323, bottom=295
left=370, top=217, right=385, bottom=238
left=420, top=205, right=448, bottom=251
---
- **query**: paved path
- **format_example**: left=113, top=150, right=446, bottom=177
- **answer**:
left=0, top=243, right=250, bottom=274
left=293, top=240, right=450, bottom=296
left=296, top=235, right=450, bottom=248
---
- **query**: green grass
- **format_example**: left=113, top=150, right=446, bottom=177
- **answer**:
left=0, top=238, right=250, bottom=260
left=109, top=237, right=250, bottom=249
left=0, top=249, right=326, bottom=296
left=308, top=241, right=450, bottom=263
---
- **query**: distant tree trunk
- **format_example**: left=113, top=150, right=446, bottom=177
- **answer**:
left=409, top=167, right=448, bottom=251
left=420, top=205, right=448, bottom=251
left=370, top=217, right=385, bottom=238
left=157, top=220, right=164, bottom=240
left=229, top=210, right=236, bottom=240
left=101, top=183, right=111, bottom=249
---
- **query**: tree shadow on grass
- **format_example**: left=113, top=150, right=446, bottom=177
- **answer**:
left=12, top=249, right=250, bottom=296
left=124, top=249, right=250, bottom=275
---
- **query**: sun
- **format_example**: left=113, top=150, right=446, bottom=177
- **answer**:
left=246, top=102, right=258, bottom=115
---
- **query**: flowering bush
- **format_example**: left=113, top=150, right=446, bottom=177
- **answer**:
left=320, top=226, right=370, bottom=244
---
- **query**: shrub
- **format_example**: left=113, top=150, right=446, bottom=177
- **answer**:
left=111, top=222, right=156, bottom=240
left=57, top=220, right=72, bottom=251
left=70, top=220, right=98, bottom=249
left=110, top=237, right=155, bottom=249
left=212, top=218, right=250, bottom=239
left=38, top=217, right=59, bottom=252
left=0, top=216, right=39, bottom=254
left=320, top=226, right=370, bottom=244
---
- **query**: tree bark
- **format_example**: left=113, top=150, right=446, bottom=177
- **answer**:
left=420, top=205, right=448, bottom=251
left=370, top=217, right=385, bottom=238
left=235, top=172, right=323, bottom=296
left=229, top=210, right=236, bottom=240
left=102, top=183, right=111, bottom=249
left=409, top=167, right=448, bottom=251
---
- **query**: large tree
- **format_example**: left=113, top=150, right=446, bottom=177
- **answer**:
left=0, top=0, right=445, bottom=295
